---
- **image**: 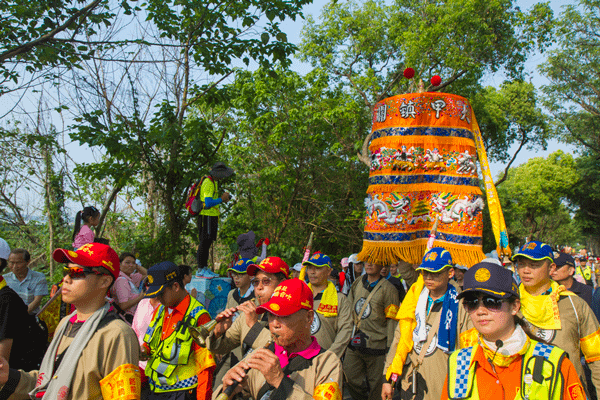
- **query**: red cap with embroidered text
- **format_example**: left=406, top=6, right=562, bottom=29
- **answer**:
left=256, top=278, right=313, bottom=316
left=246, top=256, right=289, bottom=278
left=53, top=243, right=120, bottom=280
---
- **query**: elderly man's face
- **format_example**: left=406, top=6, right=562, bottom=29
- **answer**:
left=268, top=309, right=313, bottom=349
left=252, top=271, right=284, bottom=305
left=8, top=253, right=29, bottom=276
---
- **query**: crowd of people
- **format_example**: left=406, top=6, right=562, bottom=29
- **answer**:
left=0, top=162, right=599, bottom=399
left=0, top=235, right=599, bottom=399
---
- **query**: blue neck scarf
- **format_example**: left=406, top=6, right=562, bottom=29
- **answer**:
left=437, top=284, right=459, bottom=352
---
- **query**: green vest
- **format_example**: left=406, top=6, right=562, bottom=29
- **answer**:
left=447, top=340, right=566, bottom=400
left=200, top=177, right=219, bottom=217
left=144, top=297, right=209, bottom=392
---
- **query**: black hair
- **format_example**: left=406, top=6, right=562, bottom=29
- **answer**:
left=10, top=248, right=30, bottom=262
left=0, top=259, right=6, bottom=273
left=178, top=264, right=192, bottom=276
left=274, top=272, right=287, bottom=283
left=119, top=252, right=136, bottom=263
left=165, top=277, right=186, bottom=291
left=72, top=206, right=100, bottom=241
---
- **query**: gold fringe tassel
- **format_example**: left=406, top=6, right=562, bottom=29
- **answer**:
left=357, top=240, right=485, bottom=267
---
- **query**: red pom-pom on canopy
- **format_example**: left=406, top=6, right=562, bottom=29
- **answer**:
left=403, top=68, right=415, bottom=79
left=431, top=75, right=442, bottom=86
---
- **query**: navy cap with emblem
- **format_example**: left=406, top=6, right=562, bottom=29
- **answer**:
left=145, top=261, right=180, bottom=298
left=554, top=252, right=575, bottom=268
left=457, top=262, right=519, bottom=300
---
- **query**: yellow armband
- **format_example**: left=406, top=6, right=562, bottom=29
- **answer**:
left=313, top=382, right=342, bottom=400
left=194, top=346, right=217, bottom=370
left=385, top=304, right=399, bottom=320
left=100, top=364, right=141, bottom=400
left=580, top=327, right=600, bottom=363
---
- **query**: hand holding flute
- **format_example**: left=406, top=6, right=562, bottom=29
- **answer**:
left=211, top=306, right=239, bottom=338
left=217, top=336, right=279, bottom=400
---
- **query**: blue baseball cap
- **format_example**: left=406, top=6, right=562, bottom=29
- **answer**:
left=511, top=241, right=554, bottom=263
left=228, top=258, right=253, bottom=274
left=416, top=247, right=453, bottom=272
left=145, top=261, right=180, bottom=298
left=458, top=262, right=519, bottom=300
left=302, top=252, right=332, bottom=268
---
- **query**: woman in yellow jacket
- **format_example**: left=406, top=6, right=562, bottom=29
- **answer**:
left=442, top=261, right=585, bottom=400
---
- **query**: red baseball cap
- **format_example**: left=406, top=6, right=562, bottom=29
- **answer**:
left=247, top=256, right=289, bottom=278
left=53, top=243, right=120, bottom=280
left=256, top=278, right=313, bottom=316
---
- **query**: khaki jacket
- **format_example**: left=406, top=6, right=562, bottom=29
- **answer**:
left=3, top=313, right=139, bottom=400
left=348, top=275, right=400, bottom=351
left=213, top=347, right=343, bottom=400
left=520, top=293, right=600, bottom=392
left=384, top=295, right=471, bottom=400
left=312, top=291, right=353, bottom=358
left=207, top=305, right=271, bottom=356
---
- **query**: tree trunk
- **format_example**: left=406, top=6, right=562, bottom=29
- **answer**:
left=42, top=146, right=55, bottom=276
left=96, top=184, right=123, bottom=237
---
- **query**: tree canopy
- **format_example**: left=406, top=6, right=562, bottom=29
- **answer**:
left=299, top=0, right=554, bottom=167
left=2, top=0, right=599, bottom=270
left=221, top=68, right=369, bottom=261
left=496, top=150, right=580, bottom=246
left=539, top=0, right=600, bottom=155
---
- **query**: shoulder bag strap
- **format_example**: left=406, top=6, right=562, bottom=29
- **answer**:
left=354, top=278, right=385, bottom=331
left=416, top=309, right=442, bottom=365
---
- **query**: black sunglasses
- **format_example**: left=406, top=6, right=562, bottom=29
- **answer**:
left=63, top=266, right=106, bottom=280
left=462, top=294, right=507, bottom=312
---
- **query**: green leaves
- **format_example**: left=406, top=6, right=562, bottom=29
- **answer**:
left=300, top=0, right=544, bottom=103
left=473, top=80, right=549, bottom=164
left=497, top=150, right=581, bottom=244
left=219, top=68, right=369, bottom=259
left=261, top=32, right=270, bottom=44
left=539, top=0, right=600, bottom=156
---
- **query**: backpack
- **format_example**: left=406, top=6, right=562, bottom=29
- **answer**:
left=185, top=176, right=214, bottom=215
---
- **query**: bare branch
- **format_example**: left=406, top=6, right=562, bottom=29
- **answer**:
left=0, top=0, right=103, bottom=63
left=357, top=131, right=373, bottom=167
left=494, top=131, right=528, bottom=186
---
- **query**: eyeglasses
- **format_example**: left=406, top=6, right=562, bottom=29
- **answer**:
left=462, top=295, right=507, bottom=312
left=251, top=277, right=274, bottom=287
left=63, top=266, right=105, bottom=280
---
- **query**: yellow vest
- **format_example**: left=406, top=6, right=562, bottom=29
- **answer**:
left=447, top=340, right=565, bottom=400
left=144, top=298, right=210, bottom=392
left=582, top=265, right=592, bottom=281
left=200, top=177, right=219, bottom=217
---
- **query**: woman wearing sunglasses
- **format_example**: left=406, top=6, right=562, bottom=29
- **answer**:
left=442, top=261, right=585, bottom=400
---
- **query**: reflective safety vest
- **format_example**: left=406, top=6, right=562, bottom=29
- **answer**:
left=582, top=265, right=592, bottom=281
left=144, top=297, right=209, bottom=392
left=447, top=340, right=566, bottom=400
